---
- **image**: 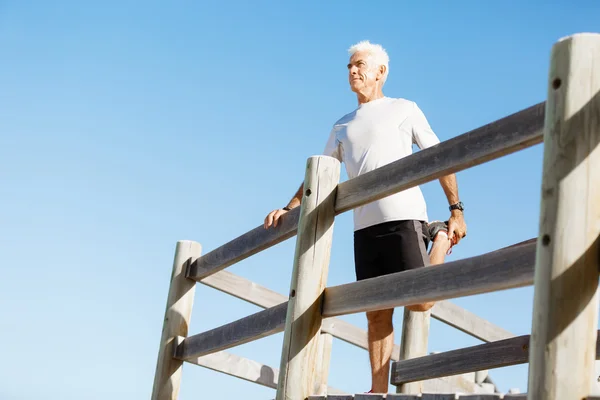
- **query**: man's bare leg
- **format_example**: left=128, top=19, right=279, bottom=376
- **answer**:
left=406, top=231, right=453, bottom=312
left=429, top=230, right=452, bottom=265
left=367, top=308, right=394, bottom=393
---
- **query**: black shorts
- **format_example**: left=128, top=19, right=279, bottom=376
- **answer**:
left=353, top=220, right=431, bottom=281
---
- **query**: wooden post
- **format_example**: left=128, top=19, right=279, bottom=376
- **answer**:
left=151, top=240, right=202, bottom=400
left=527, top=33, right=600, bottom=400
left=276, top=155, right=341, bottom=400
left=313, top=332, right=334, bottom=395
left=397, top=309, right=431, bottom=394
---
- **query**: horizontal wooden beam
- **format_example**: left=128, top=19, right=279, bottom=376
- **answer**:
left=391, top=330, right=600, bottom=385
left=431, top=301, right=514, bottom=343
left=420, top=374, right=495, bottom=395
left=186, top=347, right=279, bottom=389
left=427, top=238, right=532, bottom=342
left=200, top=270, right=402, bottom=359
left=334, top=102, right=544, bottom=214
left=200, top=270, right=286, bottom=309
left=175, top=302, right=287, bottom=361
left=187, top=207, right=301, bottom=281
left=184, top=346, right=347, bottom=394
left=202, top=268, right=514, bottom=354
left=322, top=241, right=536, bottom=318
left=308, top=394, right=527, bottom=399
left=187, top=102, right=545, bottom=281
left=393, top=334, right=530, bottom=385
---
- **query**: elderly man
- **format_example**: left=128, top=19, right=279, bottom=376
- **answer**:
left=264, top=40, right=467, bottom=394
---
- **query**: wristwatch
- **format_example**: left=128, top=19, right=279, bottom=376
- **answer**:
left=283, top=206, right=292, bottom=211
left=449, top=201, right=464, bottom=212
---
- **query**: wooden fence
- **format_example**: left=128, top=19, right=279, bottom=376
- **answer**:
left=150, top=33, right=600, bottom=400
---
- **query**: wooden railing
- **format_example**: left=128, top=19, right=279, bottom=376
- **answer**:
left=151, top=33, right=600, bottom=400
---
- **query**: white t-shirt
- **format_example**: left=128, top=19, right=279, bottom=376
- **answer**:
left=323, top=96, right=441, bottom=231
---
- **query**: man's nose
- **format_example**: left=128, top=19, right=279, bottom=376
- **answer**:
left=349, top=65, right=359, bottom=75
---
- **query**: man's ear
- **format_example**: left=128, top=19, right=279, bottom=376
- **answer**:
left=377, top=65, right=387, bottom=81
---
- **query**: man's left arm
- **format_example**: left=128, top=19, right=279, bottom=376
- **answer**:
left=438, top=173, right=467, bottom=245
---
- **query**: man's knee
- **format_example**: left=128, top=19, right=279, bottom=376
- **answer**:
left=366, top=309, right=394, bottom=326
left=406, top=302, right=435, bottom=312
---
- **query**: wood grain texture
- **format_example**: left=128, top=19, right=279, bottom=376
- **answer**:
left=308, top=395, right=522, bottom=399
left=151, top=241, right=202, bottom=400
left=187, top=206, right=301, bottom=281
left=334, top=102, right=544, bottom=214
left=187, top=347, right=279, bottom=389
left=527, top=33, right=600, bottom=400
left=200, top=270, right=286, bottom=308
left=392, top=334, right=531, bottom=384
left=314, top=332, right=334, bottom=395
left=392, top=330, right=600, bottom=385
left=201, top=270, right=404, bottom=358
left=201, top=270, right=508, bottom=358
left=431, top=301, right=514, bottom=343
left=355, top=394, right=386, bottom=400
left=323, top=241, right=536, bottom=318
left=397, top=309, right=431, bottom=394
left=276, top=156, right=341, bottom=400
left=421, top=375, right=494, bottom=395
left=176, top=302, right=287, bottom=361
left=185, top=346, right=346, bottom=394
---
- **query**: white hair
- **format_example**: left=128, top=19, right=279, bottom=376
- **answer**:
left=348, top=40, right=390, bottom=82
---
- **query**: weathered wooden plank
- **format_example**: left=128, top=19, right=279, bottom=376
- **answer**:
left=397, top=308, right=431, bottom=394
left=151, top=241, right=202, bottom=400
left=186, top=347, right=279, bottom=389
left=420, top=395, right=457, bottom=400
left=185, top=346, right=346, bottom=394
left=527, top=33, right=600, bottom=400
left=421, top=373, right=492, bottom=394
left=334, top=102, right=544, bottom=214
left=393, top=334, right=530, bottom=384
left=309, top=395, right=510, bottom=399
left=187, top=206, right=301, bottom=281
left=276, top=156, right=341, bottom=400
left=201, top=270, right=404, bottom=358
left=314, top=332, right=334, bottom=395
left=200, top=269, right=287, bottom=309
left=392, top=330, right=600, bottom=385
left=175, top=302, right=287, bottom=361
left=431, top=301, right=514, bottom=343
left=393, top=334, right=530, bottom=385
left=354, top=394, right=385, bottom=400
left=323, top=241, right=536, bottom=318
left=202, top=270, right=509, bottom=358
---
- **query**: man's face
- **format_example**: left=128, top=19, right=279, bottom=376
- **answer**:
left=347, top=50, right=384, bottom=93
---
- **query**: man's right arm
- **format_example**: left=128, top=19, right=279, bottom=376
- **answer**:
left=264, top=125, right=340, bottom=229
left=263, top=182, right=303, bottom=229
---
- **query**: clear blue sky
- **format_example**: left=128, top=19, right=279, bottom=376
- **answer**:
left=1, top=1, right=598, bottom=399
